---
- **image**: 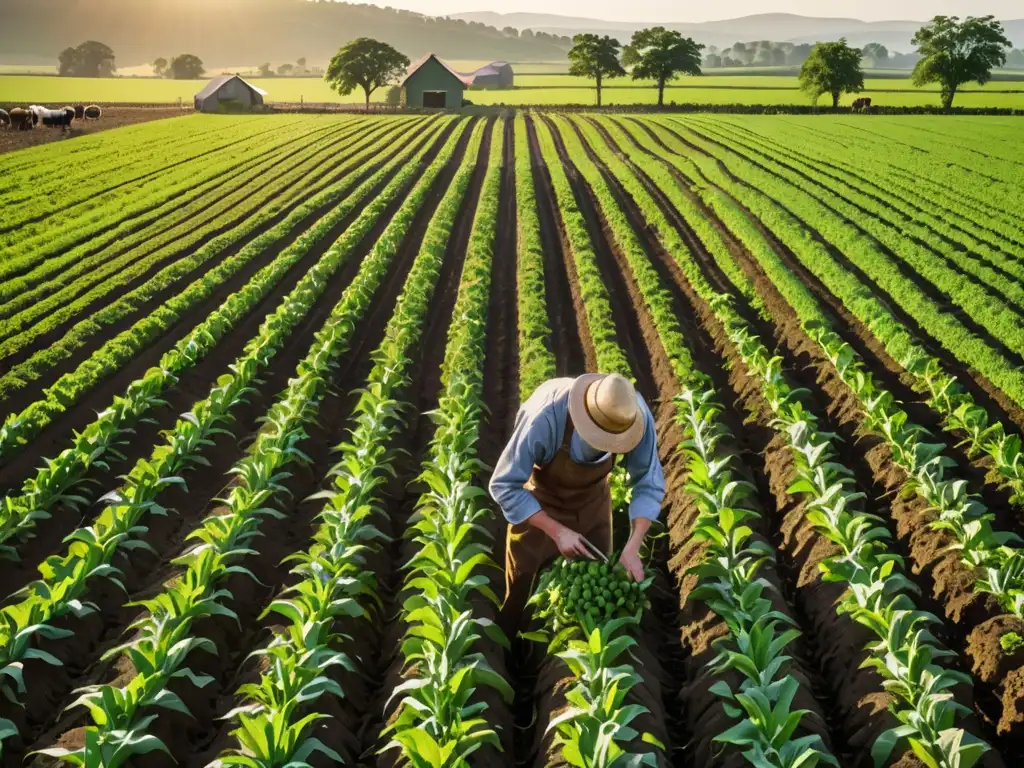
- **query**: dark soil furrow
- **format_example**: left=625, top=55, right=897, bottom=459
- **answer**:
left=523, top=116, right=591, bottom=376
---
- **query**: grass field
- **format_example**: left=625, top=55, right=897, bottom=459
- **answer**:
left=1, top=111, right=1024, bottom=768
left=6, top=72, right=1024, bottom=108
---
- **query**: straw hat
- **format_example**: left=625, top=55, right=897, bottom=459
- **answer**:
left=568, top=373, right=645, bottom=454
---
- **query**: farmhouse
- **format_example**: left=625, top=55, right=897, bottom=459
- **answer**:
left=469, top=61, right=514, bottom=89
left=401, top=54, right=468, bottom=109
left=194, top=75, right=267, bottom=113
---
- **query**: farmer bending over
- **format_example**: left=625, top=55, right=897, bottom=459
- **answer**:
left=489, top=374, right=665, bottom=635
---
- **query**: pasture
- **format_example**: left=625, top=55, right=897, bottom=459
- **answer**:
left=5, top=71, right=1024, bottom=108
left=1, top=112, right=1024, bottom=767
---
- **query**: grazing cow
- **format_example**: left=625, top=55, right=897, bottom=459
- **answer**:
left=29, top=105, right=75, bottom=130
left=8, top=108, right=34, bottom=130
left=0, top=109, right=9, bottom=129
left=74, top=104, right=86, bottom=120
left=852, top=97, right=873, bottom=111
left=84, top=105, right=102, bottom=120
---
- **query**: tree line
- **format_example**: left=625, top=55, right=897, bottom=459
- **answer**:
left=566, top=14, right=1014, bottom=109
left=798, top=15, right=1012, bottom=108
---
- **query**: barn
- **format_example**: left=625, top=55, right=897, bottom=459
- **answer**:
left=401, top=54, right=469, bottom=109
left=470, top=61, right=514, bottom=89
left=194, top=75, right=267, bottom=113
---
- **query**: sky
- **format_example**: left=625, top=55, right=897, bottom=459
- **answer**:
left=376, top=1, right=1022, bottom=23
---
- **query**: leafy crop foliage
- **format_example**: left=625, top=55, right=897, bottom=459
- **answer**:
left=531, top=558, right=651, bottom=633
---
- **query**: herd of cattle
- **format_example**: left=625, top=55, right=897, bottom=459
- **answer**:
left=0, top=104, right=102, bottom=131
left=851, top=97, right=874, bottom=110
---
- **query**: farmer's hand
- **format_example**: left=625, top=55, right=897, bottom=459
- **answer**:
left=553, top=525, right=597, bottom=560
left=618, top=545, right=645, bottom=582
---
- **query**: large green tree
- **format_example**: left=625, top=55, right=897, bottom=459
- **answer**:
left=799, top=39, right=864, bottom=107
left=326, top=37, right=410, bottom=110
left=568, top=33, right=625, bottom=107
left=622, top=27, right=704, bottom=107
left=912, top=15, right=1011, bottom=109
left=168, top=54, right=205, bottom=80
left=57, top=41, right=116, bottom=77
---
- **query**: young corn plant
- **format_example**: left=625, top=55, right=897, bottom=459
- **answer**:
left=36, top=120, right=472, bottom=768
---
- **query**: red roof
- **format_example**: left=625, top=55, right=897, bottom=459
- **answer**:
left=401, top=53, right=471, bottom=87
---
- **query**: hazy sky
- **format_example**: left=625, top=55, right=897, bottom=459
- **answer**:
left=381, top=1, right=1022, bottom=22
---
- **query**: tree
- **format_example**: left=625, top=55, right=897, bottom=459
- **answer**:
left=296, top=57, right=307, bottom=74
left=912, top=15, right=1011, bottom=109
left=502, top=26, right=519, bottom=37
left=152, top=57, right=168, bottom=77
left=57, top=41, right=116, bottom=77
left=861, top=43, right=889, bottom=68
left=568, top=33, right=625, bottom=107
left=326, top=37, right=410, bottom=110
left=704, top=53, right=723, bottom=69
left=799, top=39, right=864, bottom=107
left=258, top=62, right=273, bottom=77
left=168, top=54, right=205, bottom=80
left=277, top=63, right=294, bottom=76
left=622, top=27, right=703, bottom=107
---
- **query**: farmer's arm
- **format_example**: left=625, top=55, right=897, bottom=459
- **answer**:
left=489, top=403, right=596, bottom=559
left=619, top=402, right=665, bottom=580
left=489, top=406, right=555, bottom=524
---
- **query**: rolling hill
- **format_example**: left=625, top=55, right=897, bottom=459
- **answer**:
left=451, top=11, right=1024, bottom=51
left=0, top=0, right=570, bottom=69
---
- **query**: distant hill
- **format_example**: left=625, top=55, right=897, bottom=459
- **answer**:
left=0, top=0, right=570, bottom=69
left=450, top=11, right=1024, bottom=52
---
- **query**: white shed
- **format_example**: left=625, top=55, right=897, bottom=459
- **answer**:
left=194, top=75, right=267, bottom=113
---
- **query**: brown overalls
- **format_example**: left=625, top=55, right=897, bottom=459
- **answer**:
left=499, top=413, right=614, bottom=637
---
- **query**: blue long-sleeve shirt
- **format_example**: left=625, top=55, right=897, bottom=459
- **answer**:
left=489, top=378, right=665, bottom=525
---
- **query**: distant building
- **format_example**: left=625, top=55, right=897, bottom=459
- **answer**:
left=470, top=61, right=514, bottom=89
left=401, top=54, right=468, bottom=109
left=194, top=75, right=267, bottom=113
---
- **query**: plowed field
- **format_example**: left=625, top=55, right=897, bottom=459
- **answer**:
left=1, top=112, right=1023, bottom=768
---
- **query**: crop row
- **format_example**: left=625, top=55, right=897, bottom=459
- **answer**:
left=527, top=116, right=666, bottom=766
left=0, top=118, right=373, bottom=318
left=0, top=116, right=434, bottom=461
left=512, top=114, right=556, bottom=401
left=0, top=119, right=379, bottom=347
left=552, top=114, right=835, bottom=764
left=383, top=119, right=515, bottom=765
left=0, top=116, right=299, bottom=250
left=0, top=117, right=444, bottom=561
left=0, top=118, right=346, bottom=289
left=36, top=118, right=473, bottom=767
left=568, top=114, right=994, bottom=766
left=0, top=117, right=456, bottom=757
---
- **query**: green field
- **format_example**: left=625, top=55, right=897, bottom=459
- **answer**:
left=5, top=72, right=1024, bottom=108
left=1, top=110, right=1023, bottom=768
